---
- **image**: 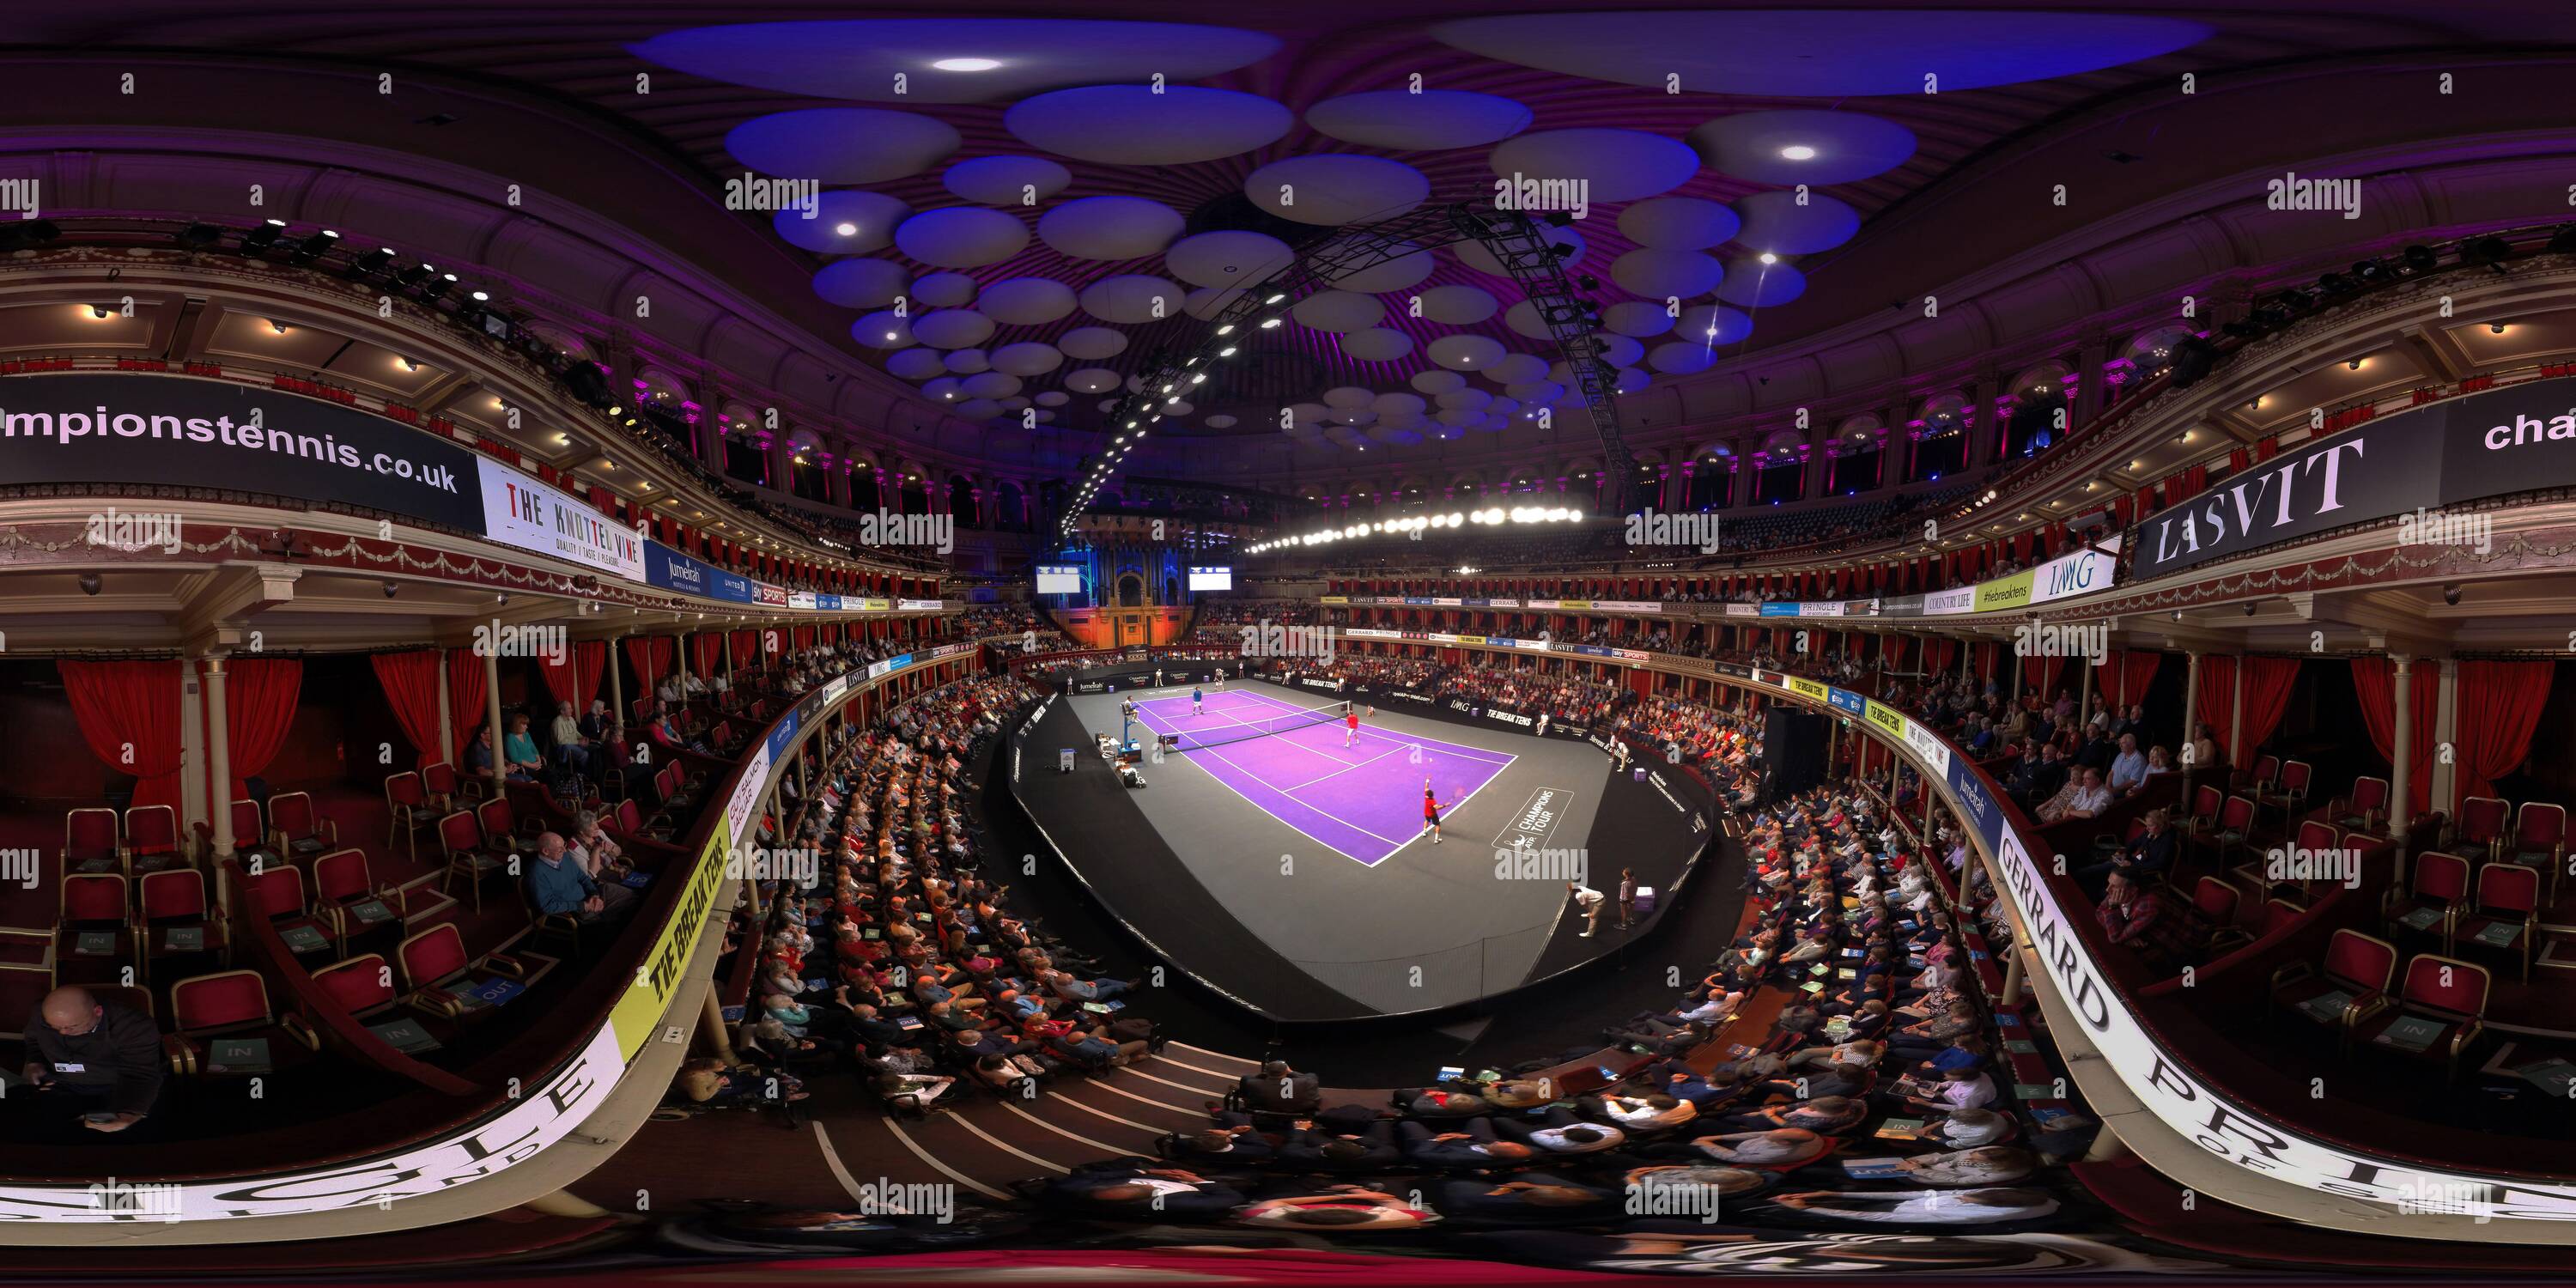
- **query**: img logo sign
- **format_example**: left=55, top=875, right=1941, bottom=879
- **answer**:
left=84, top=506, right=183, bottom=554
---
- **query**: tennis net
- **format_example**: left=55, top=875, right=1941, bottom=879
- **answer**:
left=1138, top=701, right=1345, bottom=752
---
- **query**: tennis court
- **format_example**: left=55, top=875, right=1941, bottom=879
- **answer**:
left=1126, top=686, right=1516, bottom=866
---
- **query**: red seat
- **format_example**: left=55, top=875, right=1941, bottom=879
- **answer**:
left=384, top=771, right=434, bottom=860
left=2452, top=862, right=2541, bottom=981
left=313, top=952, right=401, bottom=1021
left=2259, top=897, right=2307, bottom=936
left=421, top=761, right=463, bottom=811
left=138, top=868, right=227, bottom=982
left=55, top=873, right=134, bottom=985
left=267, top=790, right=338, bottom=858
left=2270, top=928, right=2397, bottom=1044
left=396, top=922, right=548, bottom=1018
left=2385, top=851, right=2471, bottom=943
left=125, top=805, right=185, bottom=874
left=167, top=969, right=318, bottom=1077
left=439, top=809, right=510, bottom=914
left=2191, top=875, right=2241, bottom=927
left=2344, top=776, right=2391, bottom=828
left=2209, top=795, right=2259, bottom=870
left=240, top=864, right=342, bottom=963
left=2349, top=954, right=2490, bottom=1078
left=2511, top=802, right=2567, bottom=902
left=2243, top=754, right=2281, bottom=799
left=2274, top=760, right=2313, bottom=815
left=2452, top=796, right=2511, bottom=860
left=62, top=808, right=121, bottom=877
left=2184, top=783, right=2223, bottom=834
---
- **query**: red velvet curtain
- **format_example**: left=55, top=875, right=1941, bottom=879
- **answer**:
left=209, top=658, right=301, bottom=805
left=1923, top=637, right=1958, bottom=673
left=793, top=625, right=816, bottom=650
left=2020, top=654, right=2064, bottom=699
left=729, top=629, right=758, bottom=666
left=446, top=647, right=489, bottom=749
left=691, top=632, right=724, bottom=677
left=2451, top=661, right=2555, bottom=808
left=2231, top=658, right=2300, bottom=765
left=538, top=640, right=608, bottom=710
left=371, top=650, right=447, bottom=766
left=1973, top=641, right=2001, bottom=686
left=58, top=660, right=185, bottom=813
left=2093, top=650, right=2163, bottom=709
left=2352, top=658, right=2443, bottom=813
left=625, top=636, right=671, bottom=690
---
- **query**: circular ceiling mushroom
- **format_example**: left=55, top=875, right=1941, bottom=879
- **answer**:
left=1324, top=242, right=1436, bottom=294
left=1679, top=303, right=1754, bottom=345
left=1078, top=274, right=1183, bottom=324
left=1649, top=342, right=1719, bottom=374
left=1034, top=390, right=1071, bottom=407
left=1165, top=229, right=1294, bottom=289
left=1416, top=283, right=1499, bottom=325
left=1735, top=190, right=1861, bottom=254
left=1006, top=84, right=1292, bottom=164
left=776, top=191, right=911, bottom=253
left=1037, top=194, right=1187, bottom=260
left=1487, top=128, right=1698, bottom=204
left=1611, top=246, right=1725, bottom=299
left=1489, top=353, right=1551, bottom=385
left=812, top=258, right=908, bottom=308
left=1058, top=326, right=1129, bottom=360
left=631, top=18, right=1280, bottom=104
left=1291, top=290, right=1386, bottom=333
left=726, top=107, right=960, bottom=185
left=989, top=341, right=1064, bottom=376
left=1716, top=258, right=1807, bottom=307
left=1205, top=414, right=1238, bottom=428
left=1411, top=368, right=1467, bottom=396
left=942, top=153, right=1073, bottom=205
left=1064, top=368, right=1123, bottom=393
left=1340, top=328, right=1414, bottom=361
left=910, top=308, right=996, bottom=349
left=976, top=276, right=1078, bottom=325
left=1616, top=196, right=1742, bottom=251
left=943, top=348, right=991, bottom=374
left=1602, top=300, right=1675, bottom=337
left=961, top=371, right=1023, bottom=398
left=887, top=349, right=948, bottom=380
left=893, top=206, right=1030, bottom=268
left=912, top=272, right=979, bottom=307
left=854, top=311, right=915, bottom=348
left=1427, top=334, right=1507, bottom=371
left=1688, top=108, right=1917, bottom=185
left=1303, top=88, right=1533, bottom=150
left=1245, top=155, right=1431, bottom=226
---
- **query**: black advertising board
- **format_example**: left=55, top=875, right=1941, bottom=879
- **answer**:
left=0, top=372, right=485, bottom=532
left=2134, top=377, right=2576, bottom=580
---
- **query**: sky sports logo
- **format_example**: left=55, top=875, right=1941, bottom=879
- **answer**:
left=1, top=405, right=461, bottom=493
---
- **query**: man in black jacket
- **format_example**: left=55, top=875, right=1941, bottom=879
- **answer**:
left=21, top=987, right=163, bottom=1136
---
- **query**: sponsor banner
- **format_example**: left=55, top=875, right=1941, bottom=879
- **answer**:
left=787, top=592, right=817, bottom=611
left=1826, top=686, right=1867, bottom=717
left=752, top=581, right=787, bottom=607
left=1646, top=769, right=1687, bottom=815
left=1972, top=568, right=2037, bottom=613
left=1391, top=690, right=1433, bottom=703
left=1879, top=592, right=1926, bottom=617
left=821, top=674, right=848, bottom=705
left=1801, top=600, right=1848, bottom=617
left=646, top=542, right=734, bottom=604
left=1488, top=707, right=1534, bottom=727
left=1455, top=634, right=1487, bottom=645
left=1524, top=599, right=1559, bottom=610
left=610, top=812, right=736, bottom=1057
left=1724, top=603, right=1760, bottom=617
left=1946, top=751, right=2005, bottom=854
left=1759, top=602, right=1803, bottom=617
left=898, top=598, right=945, bottom=611
left=1556, top=598, right=1593, bottom=610
left=1465, top=597, right=1521, bottom=608
left=0, top=371, right=486, bottom=533
left=1903, top=713, right=1954, bottom=783
left=1615, top=647, right=1652, bottom=663
left=815, top=593, right=841, bottom=611
left=475, top=458, right=646, bottom=581
left=1923, top=586, right=1977, bottom=617
left=1346, top=627, right=1402, bottom=640
left=1320, top=595, right=1349, bottom=605
left=723, top=744, right=770, bottom=849
left=1591, top=599, right=1663, bottom=613
left=1862, top=697, right=1908, bottom=744
left=853, top=597, right=892, bottom=612
left=1785, top=675, right=1832, bottom=705
left=763, top=706, right=804, bottom=767
left=2028, top=538, right=2120, bottom=606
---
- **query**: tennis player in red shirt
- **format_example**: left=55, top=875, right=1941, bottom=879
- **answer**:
left=1422, top=781, right=1445, bottom=845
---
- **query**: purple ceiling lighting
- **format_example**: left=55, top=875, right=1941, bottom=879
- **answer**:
left=1005, top=85, right=1295, bottom=165
left=1431, top=10, right=2210, bottom=96
left=724, top=107, right=960, bottom=184
left=630, top=17, right=1280, bottom=105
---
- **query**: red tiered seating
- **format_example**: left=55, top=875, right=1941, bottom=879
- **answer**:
left=2348, top=954, right=2490, bottom=1080
left=2385, top=851, right=2470, bottom=945
left=2451, top=862, right=2540, bottom=981
left=2270, top=928, right=2397, bottom=1048
left=167, top=969, right=319, bottom=1077
left=127, top=805, right=186, bottom=875
left=138, top=868, right=227, bottom=984
left=267, top=790, right=338, bottom=860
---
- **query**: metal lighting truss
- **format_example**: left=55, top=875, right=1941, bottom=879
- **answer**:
left=1058, top=203, right=1638, bottom=538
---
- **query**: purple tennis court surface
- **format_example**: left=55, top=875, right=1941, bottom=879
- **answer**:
left=1127, top=687, right=1516, bottom=866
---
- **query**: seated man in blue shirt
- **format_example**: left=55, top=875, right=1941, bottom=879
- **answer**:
left=528, top=831, right=637, bottom=925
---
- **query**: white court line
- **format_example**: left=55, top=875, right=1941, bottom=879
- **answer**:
left=950, top=1111, right=1072, bottom=1174
left=878, top=1118, right=1016, bottom=1200
left=1282, top=740, right=1410, bottom=792
left=1230, top=685, right=1516, bottom=766
left=1046, top=1090, right=1171, bottom=1134
left=1002, top=1100, right=1132, bottom=1158
left=1376, top=760, right=1518, bottom=865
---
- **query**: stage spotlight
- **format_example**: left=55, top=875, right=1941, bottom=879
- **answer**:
left=13, top=219, right=60, bottom=246
left=175, top=223, right=222, bottom=250
left=2400, top=244, right=2439, bottom=272
left=393, top=263, right=434, bottom=289
left=2166, top=337, right=2218, bottom=388
left=289, top=228, right=340, bottom=263
left=77, top=573, right=102, bottom=597
left=241, top=219, right=287, bottom=253
left=420, top=272, right=457, bottom=302
left=2315, top=270, right=2353, bottom=295
left=2349, top=258, right=2388, bottom=283
left=348, top=246, right=396, bottom=278
left=2464, top=235, right=2512, bottom=267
